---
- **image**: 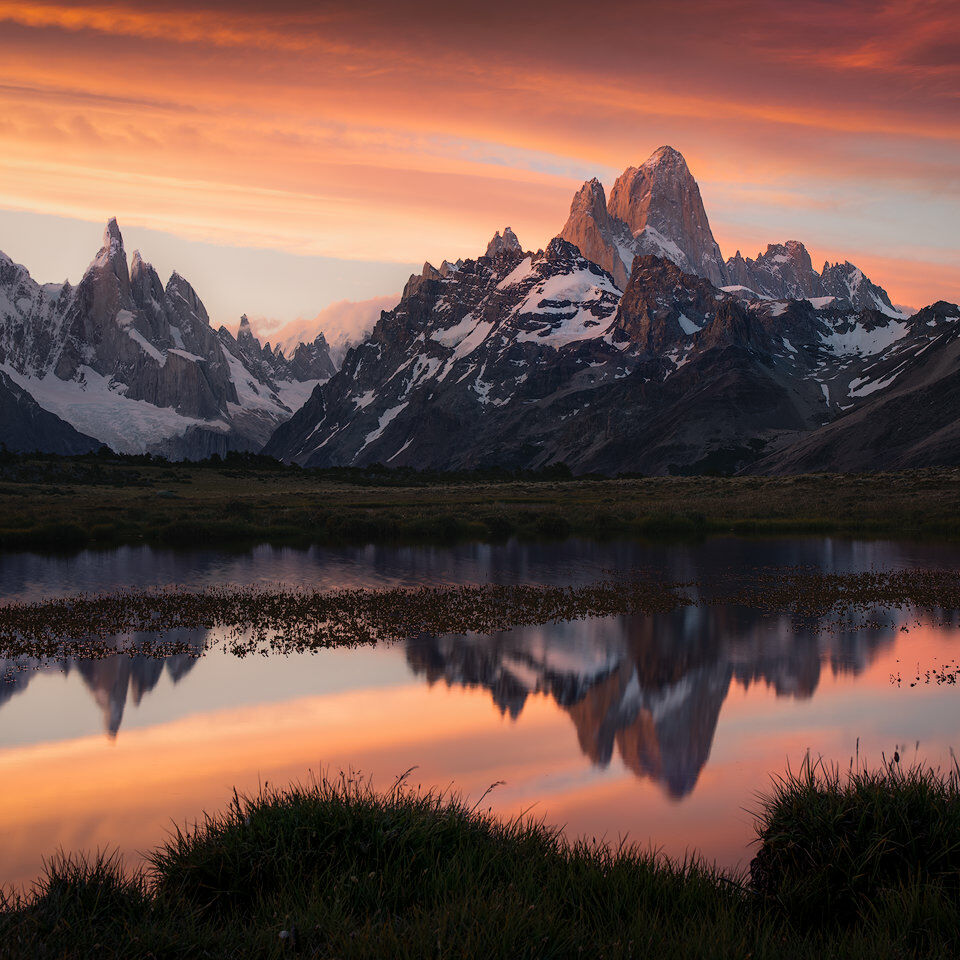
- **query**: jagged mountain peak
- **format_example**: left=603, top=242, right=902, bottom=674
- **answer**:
left=92, top=217, right=125, bottom=267
left=164, top=270, right=207, bottom=317
left=567, top=178, right=612, bottom=230
left=101, top=216, right=123, bottom=248
left=485, top=226, right=522, bottom=259
left=557, top=150, right=898, bottom=317
left=608, top=146, right=725, bottom=287
left=646, top=144, right=687, bottom=166
left=559, top=146, right=726, bottom=289
left=88, top=216, right=130, bottom=299
left=766, top=240, right=811, bottom=259
left=439, top=259, right=461, bottom=278
left=572, top=177, right=607, bottom=205
left=1, top=222, right=339, bottom=459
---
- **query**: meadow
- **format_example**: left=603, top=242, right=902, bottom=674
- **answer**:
left=3, top=451, right=960, bottom=551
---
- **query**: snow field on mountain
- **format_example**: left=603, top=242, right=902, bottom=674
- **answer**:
left=513, top=269, right=619, bottom=346
left=496, top=257, right=535, bottom=289
left=818, top=319, right=908, bottom=357
left=2, top=363, right=225, bottom=453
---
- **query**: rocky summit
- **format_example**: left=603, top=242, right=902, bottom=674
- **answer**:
left=561, top=146, right=727, bottom=290
left=561, top=146, right=897, bottom=315
left=0, top=220, right=335, bottom=458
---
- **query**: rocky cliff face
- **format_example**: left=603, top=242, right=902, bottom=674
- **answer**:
left=0, top=221, right=335, bottom=457
left=559, top=179, right=637, bottom=289
left=751, top=300, right=960, bottom=473
left=607, top=146, right=727, bottom=287
left=723, top=242, right=897, bottom=313
left=264, top=233, right=641, bottom=469
left=560, top=146, right=727, bottom=289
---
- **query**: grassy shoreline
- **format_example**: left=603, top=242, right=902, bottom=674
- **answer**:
left=2, top=764, right=958, bottom=959
left=3, top=453, right=960, bottom=551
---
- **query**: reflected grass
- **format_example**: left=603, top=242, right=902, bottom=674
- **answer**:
left=6, top=567, right=960, bottom=662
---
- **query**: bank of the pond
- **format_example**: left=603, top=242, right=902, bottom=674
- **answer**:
left=3, top=457, right=960, bottom=551
left=2, top=764, right=957, bottom=959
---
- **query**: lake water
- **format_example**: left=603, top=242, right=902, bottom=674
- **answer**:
left=2, top=537, right=959, bottom=890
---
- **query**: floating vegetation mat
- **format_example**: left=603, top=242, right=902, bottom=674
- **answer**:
left=715, top=568, right=960, bottom=622
left=4, top=568, right=960, bottom=663
left=0, top=579, right=690, bottom=660
left=892, top=658, right=960, bottom=687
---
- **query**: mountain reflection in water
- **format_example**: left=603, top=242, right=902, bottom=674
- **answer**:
left=0, top=631, right=205, bottom=737
left=2, top=538, right=959, bottom=890
left=406, top=605, right=898, bottom=798
left=2, top=600, right=900, bottom=796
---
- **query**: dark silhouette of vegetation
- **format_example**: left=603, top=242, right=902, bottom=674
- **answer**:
left=2, top=767, right=958, bottom=958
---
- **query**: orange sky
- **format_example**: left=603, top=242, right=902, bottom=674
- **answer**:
left=0, top=0, right=958, bottom=319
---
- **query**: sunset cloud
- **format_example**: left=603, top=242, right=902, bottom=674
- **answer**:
left=0, top=0, right=956, bottom=315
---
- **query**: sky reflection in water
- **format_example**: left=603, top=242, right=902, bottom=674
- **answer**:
left=1, top=537, right=958, bottom=889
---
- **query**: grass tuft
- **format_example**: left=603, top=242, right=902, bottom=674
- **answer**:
left=751, top=754, right=960, bottom=926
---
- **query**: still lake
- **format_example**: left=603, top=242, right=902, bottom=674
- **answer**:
left=2, top=536, right=959, bottom=889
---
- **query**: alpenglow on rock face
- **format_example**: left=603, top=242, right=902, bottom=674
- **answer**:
left=559, top=146, right=897, bottom=315
left=561, top=146, right=726, bottom=289
left=607, top=146, right=727, bottom=287
left=0, top=220, right=336, bottom=458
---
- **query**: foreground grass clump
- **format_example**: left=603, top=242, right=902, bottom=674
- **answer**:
left=752, top=757, right=960, bottom=927
left=3, top=771, right=960, bottom=959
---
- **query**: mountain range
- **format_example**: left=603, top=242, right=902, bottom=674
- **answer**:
left=4, top=147, right=958, bottom=472
left=0, top=601, right=893, bottom=787
left=266, top=147, right=958, bottom=474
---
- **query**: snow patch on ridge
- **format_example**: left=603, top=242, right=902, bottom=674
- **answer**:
left=512, top=269, right=619, bottom=345
left=359, top=401, right=408, bottom=451
left=496, top=257, right=535, bottom=289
